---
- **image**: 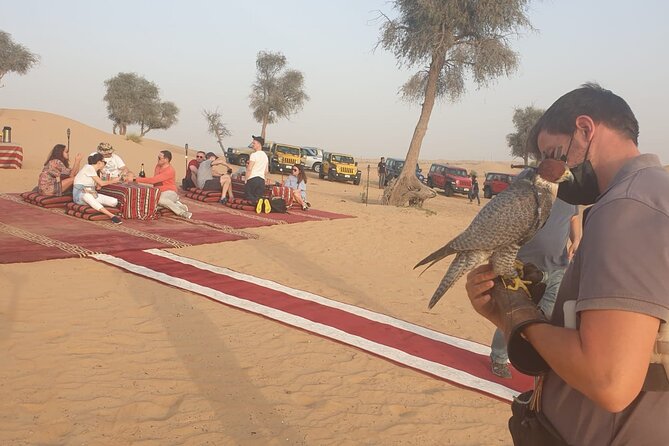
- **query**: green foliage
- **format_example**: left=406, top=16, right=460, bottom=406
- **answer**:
left=125, top=133, right=142, bottom=143
left=249, top=51, right=309, bottom=138
left=507, top=106, right=544, bottom=164
left=378, top=0, right=533, bottom=104
left=103, top=72, right=179, bottom=136
left=203, top=108, right=232, bottom=151
left=0, top=30, right=39, bottom=86
left=375, top=0, right=534, bottom=206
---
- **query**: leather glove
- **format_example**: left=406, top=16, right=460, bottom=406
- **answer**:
left=490, top=268, right=550, bottom=376
left=519, top=263, right=547, bottom=305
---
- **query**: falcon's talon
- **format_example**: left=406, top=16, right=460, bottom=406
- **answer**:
left=501, top=276, right=532, bottom=297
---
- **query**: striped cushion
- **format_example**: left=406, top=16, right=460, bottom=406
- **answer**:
left=20, top=191, right=73, bottom=208
left=66, top=202, right=120, bottom=215
left=64, top=209, right=117, bottom=221
left=223, top=197, right=258, bottom=211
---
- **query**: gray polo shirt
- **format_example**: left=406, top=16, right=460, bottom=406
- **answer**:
left=196, top=159, right=214, bottom=189
left=543, top=154, right=669, bottom=445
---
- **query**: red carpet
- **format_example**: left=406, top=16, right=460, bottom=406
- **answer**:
left=0, top=193, right=354, bottom=264
left=94, top=249, right=534, bottom=402
left=0, top=195, right=250, bottom=263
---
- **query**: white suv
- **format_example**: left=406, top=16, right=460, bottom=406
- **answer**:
left=300, top=147, right=324, bottom=173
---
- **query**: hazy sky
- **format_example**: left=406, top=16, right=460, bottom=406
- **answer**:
left=2, top=0, right=668, bottom=162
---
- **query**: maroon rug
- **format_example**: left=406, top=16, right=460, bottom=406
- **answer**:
left=0, top=193, right=354, bottom=264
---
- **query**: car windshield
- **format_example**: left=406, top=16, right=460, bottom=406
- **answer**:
left=333, top=155, right=354, bottom=164
left=277, top=145, right=300, bottom=156
left=448, top=168, right=468, bottom=177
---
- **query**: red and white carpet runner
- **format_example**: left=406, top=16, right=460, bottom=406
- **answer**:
left=93, top=249, right=533, bottom=402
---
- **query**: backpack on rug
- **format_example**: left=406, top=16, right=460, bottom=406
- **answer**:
left=270, top=197, right=287, bottom=213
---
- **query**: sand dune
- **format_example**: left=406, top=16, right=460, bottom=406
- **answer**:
left=0, top=109, right=516, bottom=445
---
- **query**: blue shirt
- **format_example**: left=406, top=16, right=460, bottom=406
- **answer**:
left=284, top=175, right=307, bottom=201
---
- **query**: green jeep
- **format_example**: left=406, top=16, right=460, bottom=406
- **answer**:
left=319, top=152, right=361, bottom=185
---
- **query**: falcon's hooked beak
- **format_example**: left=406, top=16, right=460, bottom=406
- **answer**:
left=558, top=167, right=574, bottom=183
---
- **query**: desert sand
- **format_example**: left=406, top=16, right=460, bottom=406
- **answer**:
left=0, top=109, right=522, bottom=445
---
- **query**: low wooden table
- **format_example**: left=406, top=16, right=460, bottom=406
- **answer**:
left=100, top=182, right=161, bottom=220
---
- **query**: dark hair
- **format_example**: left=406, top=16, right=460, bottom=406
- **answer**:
left=527, top=83, right=639, bottom=158
left=205, top=151, right=217, bottom=159
left=88, top=153, right=105, bottom=165
left=252, top=135, right=265, bottom=146
left=161, top=150, right=172, bottom=162
left=44, top=144, right=69, bottom=168
left=293, top=164, right=307, bottom=184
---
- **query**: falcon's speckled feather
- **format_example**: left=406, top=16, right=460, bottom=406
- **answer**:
left=416, top=159, right=573, bottom=309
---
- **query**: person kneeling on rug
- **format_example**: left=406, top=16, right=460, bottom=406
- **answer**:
left=73, top=153, right=123, bottom=224
left=245, top=135, right=270, bottom=213
left=284, top=164, right=309, bottom=211
left=136, top=150, right=192, bottom=219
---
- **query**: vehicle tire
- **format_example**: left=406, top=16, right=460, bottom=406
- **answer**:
left=313, top=163, right=321, bottom=173
left=319, top=169, right=325, bottom=179
left=444, top=184, right=454, bottom=197
left=353, top=177, right=361, bottom=186
left=238, top=155, right=249, bottom=166
left=483, top=186, right=492, bottom=199
left=427, top=178, right=433, bottom=188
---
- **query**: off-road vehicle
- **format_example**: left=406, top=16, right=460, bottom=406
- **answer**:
left=483, top=172, right=516, bottom=198
left=300, top=146, right=324, bottom=173
left=383, top=158, right=425, bottom=185
left=267, top=142, right=302, bottom=174
left=426, top=163, right=472, bottom=196
left=319, top=152, right=361, bottom=185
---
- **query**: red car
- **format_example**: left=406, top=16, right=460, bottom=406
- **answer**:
left=483, top=172, right=516, bottom=198
left=426, top=163, right=472, bottom=197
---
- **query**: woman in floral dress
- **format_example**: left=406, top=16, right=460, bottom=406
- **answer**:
left=37, top=144, right=82, bottom=196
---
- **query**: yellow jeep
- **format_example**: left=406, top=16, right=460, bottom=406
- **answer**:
left=319, top=152, right=361, bottom=185
left=266, top=142, right=302, bottom=174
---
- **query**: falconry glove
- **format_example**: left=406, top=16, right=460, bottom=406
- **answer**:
left=491, top=263, right=550, bottom=376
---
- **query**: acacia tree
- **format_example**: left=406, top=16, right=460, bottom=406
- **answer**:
left=507, top=106, right=544, bottom=165
left=103, top=72, right=178, bottom=136
left=249, top=51, right=309, bottom=140
left=203, top=108, right=232, bottom=152
left=0, top=31, right=39, bottom=87
left=378, top=0, right=533, bottom=206
left=138, top=101, right=179, bottom=136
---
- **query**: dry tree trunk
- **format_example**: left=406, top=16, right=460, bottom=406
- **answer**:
left=385, top=50, right=445, bottom=207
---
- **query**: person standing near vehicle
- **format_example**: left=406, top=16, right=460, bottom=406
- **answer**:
left=377, top=157, right=386, bottom=188
left=468, top=173, right=480, bottom=205
left=465, top=84, right=669, bottom=445
left=245, top=135, right=270, bottom=213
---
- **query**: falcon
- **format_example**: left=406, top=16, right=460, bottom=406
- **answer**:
left=416, top=159, right=573, bottom=309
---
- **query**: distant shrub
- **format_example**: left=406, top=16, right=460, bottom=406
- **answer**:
left=126, top=133, right=142, bottom=143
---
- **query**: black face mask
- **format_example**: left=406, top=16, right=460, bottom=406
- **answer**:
left=556, top=136, right=600, bottom=205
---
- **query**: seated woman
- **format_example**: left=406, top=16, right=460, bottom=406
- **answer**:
left=37, top=144, right=83, bottom=196
left=73, top=153, right=122, bottom=224
left=283, top=164, right=309, bottom=211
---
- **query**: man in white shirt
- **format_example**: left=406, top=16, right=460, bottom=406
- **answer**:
left=245, top=135, right=269, bottom=212
left=92, top=142, right=130, bottom=180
